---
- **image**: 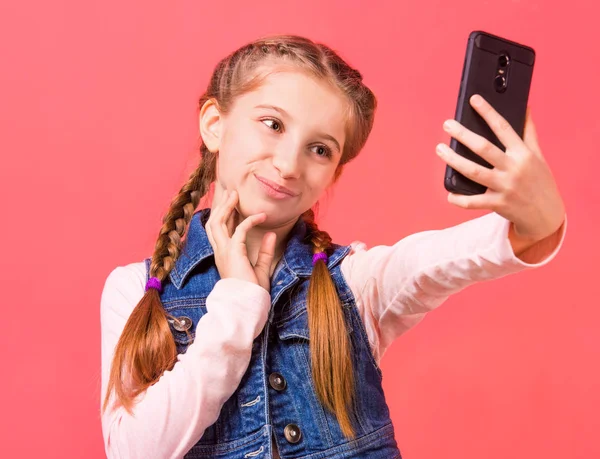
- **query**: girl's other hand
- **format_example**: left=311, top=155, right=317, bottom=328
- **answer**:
left=205, top=190, right=277, bottom=293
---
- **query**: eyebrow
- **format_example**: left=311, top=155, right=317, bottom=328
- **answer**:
left=254, top=104, right=342, bottom=153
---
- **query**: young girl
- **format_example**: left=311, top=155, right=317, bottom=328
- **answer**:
left=100, top=35, right=567, bottom=459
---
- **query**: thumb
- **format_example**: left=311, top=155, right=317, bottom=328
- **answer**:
left=254, top=232, right=277, bottom=290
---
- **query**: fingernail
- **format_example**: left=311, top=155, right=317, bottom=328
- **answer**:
left=471, top=94, right=483, bottom=106
left=443, top=120, right=453, bottom=131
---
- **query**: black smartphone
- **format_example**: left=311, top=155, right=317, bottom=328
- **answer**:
left=444, top=30, right=535, bottom=195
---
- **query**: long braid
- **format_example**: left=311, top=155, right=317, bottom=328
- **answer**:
left=303, top=208, right=357, bottom=439
left=150, top=151, right=216, bottom=281
left=102, top=149, right=216, bottom=415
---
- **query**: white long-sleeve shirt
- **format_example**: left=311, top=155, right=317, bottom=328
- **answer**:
left=100, top=212, right=567, bottom=458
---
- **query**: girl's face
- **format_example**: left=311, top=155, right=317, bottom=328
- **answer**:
left=199, top=69, right=349, bottom=227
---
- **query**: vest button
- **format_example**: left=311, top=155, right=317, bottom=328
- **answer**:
left=283, top=424, right=302, bottom=444
left=173, top=316, right=192, bottom=332
left=269, top=372, right=287, bottom=391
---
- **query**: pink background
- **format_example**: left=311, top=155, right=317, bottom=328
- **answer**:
left=1, top=1, right=598, bottom=458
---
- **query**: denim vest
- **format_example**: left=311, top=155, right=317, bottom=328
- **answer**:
left=143, top=208, right=402, bottom=458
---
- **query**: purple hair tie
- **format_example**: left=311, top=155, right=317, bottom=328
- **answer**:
left=145, top=277, right=163, bottom=293
left=312, top=252, right=328, bottom=266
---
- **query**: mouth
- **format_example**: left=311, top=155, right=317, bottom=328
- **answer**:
left=254, top=174, right=299, bottom=197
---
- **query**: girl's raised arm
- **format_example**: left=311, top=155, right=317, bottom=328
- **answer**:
left=340, top=211, right=567, bottom=363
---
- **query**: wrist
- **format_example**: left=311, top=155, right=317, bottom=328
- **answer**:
left=508, top=218, right=565, bottom=258
left=508, top=222, right=542, bottom=257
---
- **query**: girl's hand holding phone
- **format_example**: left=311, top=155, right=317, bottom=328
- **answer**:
left=436, top=94, right=566, bottom=245
left=205, top=189, right=277, bottom=293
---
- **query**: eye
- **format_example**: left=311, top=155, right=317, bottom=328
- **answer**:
left=261, top=118, right=282, bottom=132
left=311, top=145, right=333, bottom=159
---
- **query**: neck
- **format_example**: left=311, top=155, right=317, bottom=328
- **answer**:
left=243, top=215, right=298, bottom=277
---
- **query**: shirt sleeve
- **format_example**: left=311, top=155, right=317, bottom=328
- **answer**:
left=100, top=262, right=271, bottom=459
left=340, top=212, right=567, bottom=364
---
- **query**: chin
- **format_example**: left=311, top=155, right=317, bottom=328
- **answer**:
left=238, top=198, right=298, bottom=226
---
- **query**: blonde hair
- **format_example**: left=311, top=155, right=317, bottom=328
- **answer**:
left=103, top=34, right=377, bottom=440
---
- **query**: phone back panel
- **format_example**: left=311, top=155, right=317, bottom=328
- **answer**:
left=445, top=31, right=535, bottom=195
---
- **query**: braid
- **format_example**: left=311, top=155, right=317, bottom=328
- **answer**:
left=303, top=207, right=357, bottom=439
left=149, top=150, right=216, bottom=282
left=302, top=208, right=332, bottom=255
left=102, top=149, right=216, bottom=416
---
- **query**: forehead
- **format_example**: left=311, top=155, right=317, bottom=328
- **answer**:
left=233, top=70, right=349, bottom=134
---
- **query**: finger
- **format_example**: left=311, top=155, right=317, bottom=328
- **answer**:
left=207, top=189, right=228, bottom=228
left=436, top=143, right=500, bottom=190
left=254, top=232, right=277, bottom=288
left=211, top=189, right=229, bottom=215
left=231, top=213, right=267, bottom=244
left=225, top=207, right=237, bottom=238
left=209, top=190, right=235, bottom=248
left=205, top=196, right=218, bottom=249
left=443, top=119, right=507, bottom=170
left=447, top=189, right=501, bottom=211
left=205, top=221, right=217, bottom=251
left=219, top=189, right=239, bottom=235
left=523, top=107, right=542, bottom=155
left=469, top=94, right=523, bottom=150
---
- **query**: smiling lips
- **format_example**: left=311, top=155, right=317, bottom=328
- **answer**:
left=255, top=174, right=299, bottom=199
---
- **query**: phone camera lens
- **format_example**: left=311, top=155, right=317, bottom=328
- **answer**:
left=498, top=54, right=510, bottom=67
left=494, top=75, right=507, bottom=91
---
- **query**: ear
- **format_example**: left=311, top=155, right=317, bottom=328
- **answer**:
left=199, top=98, right=222, bottom=153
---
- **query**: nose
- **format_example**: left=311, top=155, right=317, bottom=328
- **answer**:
left=272, top=143, right=302, bottom=179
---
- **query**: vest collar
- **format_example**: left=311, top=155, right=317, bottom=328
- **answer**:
left=169, top=208, right=350, bottom=289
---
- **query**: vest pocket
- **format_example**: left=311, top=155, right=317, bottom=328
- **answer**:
left=275, top=302, right=310, bottom=341
left=275, top=301, right=354, bottom=341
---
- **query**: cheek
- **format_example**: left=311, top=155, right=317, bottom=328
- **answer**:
left=312, top=166, right=336, bottom=186
left=303, top=172, right=331, bottom=199
left=219, top=130, right=264, bottom=172
left=215, top=155, right=257, bottom=195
